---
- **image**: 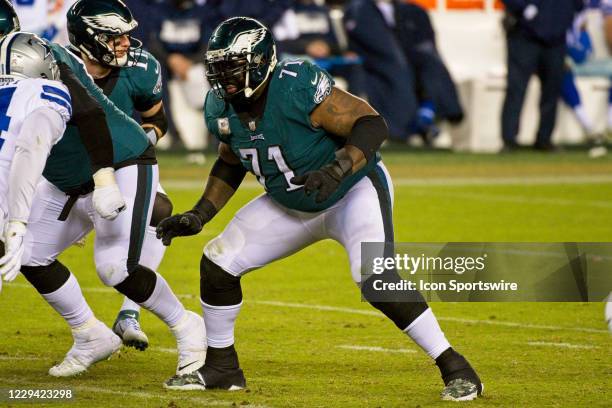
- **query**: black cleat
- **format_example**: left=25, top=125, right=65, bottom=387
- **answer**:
left=164, top=345, right=246, bottom=391
left=436, top=347, right=483, bottom=401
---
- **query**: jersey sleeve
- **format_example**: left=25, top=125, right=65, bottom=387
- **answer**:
left=274, top=59, right=334, bottom=123
left=204, top=90, right=231, bottom=144
left=131, top=51, right=164, bottom=112
left=30, top=79, right=72, bottom=124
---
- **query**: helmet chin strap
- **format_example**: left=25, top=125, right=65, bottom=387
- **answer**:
left=244, top=46, right=254, bottom=98
left=244, top=45, right=277, bottom=99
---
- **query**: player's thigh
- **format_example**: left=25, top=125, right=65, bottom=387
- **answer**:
left=327, top=162, right=394, bottom=284
left=22, top=179, right=93, bottom=267
left=92, top=164, right=159, bottom=286
left=205, top=194, right=322, bottom=276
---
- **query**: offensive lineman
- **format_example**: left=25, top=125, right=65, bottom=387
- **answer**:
left=0, top=0, right=206, bottom=377
left=157, top=17, right=483, bottom=401
left=66, top=0, right=173, bottom=351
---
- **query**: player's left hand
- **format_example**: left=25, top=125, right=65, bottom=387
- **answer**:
left=291, top=162, right=345, bottom=204
left=92, top=168, right=126, bottom=220
left=0, top=221, right=27, bottom=283
left=156, top=211, right=204, bottom=246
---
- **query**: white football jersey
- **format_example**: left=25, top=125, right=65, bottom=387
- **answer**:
left=0, top=77, right=71, bottom=216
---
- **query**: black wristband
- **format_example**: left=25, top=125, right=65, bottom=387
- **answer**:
left=346, top=115, right=388, bottom=162
left=210, top=157, right=247, bottom=190
left=191, top=197, right=217, bottom=225
left=141, top=105, right=168, bottom=136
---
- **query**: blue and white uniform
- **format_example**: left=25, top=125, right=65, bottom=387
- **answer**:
left=0, top=77, right=71, bottom=228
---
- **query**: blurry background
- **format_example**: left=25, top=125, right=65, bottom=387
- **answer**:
left=16, top=0, right=612, bottom=156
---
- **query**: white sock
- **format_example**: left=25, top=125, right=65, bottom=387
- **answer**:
left=120, top=297, right=140, bottom=313
left=140, top=226, right=166, bottom=271
left=201, top=300, right=242, bottom=348
left=403, top=308, right=451, bottom=359
left=41, top=273, right=94, bottom=329
left=574, top=105, right=593, bottom=134
left=139, top=273, right=185, bottom=327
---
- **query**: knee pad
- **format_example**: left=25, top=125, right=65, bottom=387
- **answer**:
left=200, top=255, right=242, bottom=306
left=150, top=192, right=173, bottom=227
left=114, top=264, right=157, bottom=303
left=96, top=261, right=130, bottom=287
left=21, top=261, right=71, bottom=295
left=362, top=273, right=428, bottom=330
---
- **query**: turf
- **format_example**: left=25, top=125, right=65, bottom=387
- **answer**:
left=0, top=150, right=610, bottom=408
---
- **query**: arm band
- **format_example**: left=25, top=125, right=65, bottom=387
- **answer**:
left=346, top=115, right=388, bottom=162
left=58, top=62, right=114, bottom=172
left=210, top=157, right=247, bottom=191
left=141, top=105, right=168, bottom=138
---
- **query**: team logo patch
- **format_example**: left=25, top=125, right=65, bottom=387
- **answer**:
left=250, top=133, right=264, bottom=141
left=217, top=118, right=231, bottom=135
left=82, top=13, right=137, bottom=34
left=313, top=74, right=331, bottom=104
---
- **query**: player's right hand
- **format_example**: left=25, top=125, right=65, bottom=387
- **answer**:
left=156, top=211, right=204, bottom=246
left=0, top=221, right=27, bottom=284
left=92, top=168, right=126, bottom=220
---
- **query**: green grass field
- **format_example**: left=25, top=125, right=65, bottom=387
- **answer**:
left=1, top=150, right=611, bottom=408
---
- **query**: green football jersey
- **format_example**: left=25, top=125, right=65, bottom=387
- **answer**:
left=205, top=58, right=378, bottom=212
left=42, top=42, right=151, bottom=193
left=90, top=49, right=163, bottom=116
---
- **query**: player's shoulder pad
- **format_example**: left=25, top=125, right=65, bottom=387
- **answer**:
left=127, top=49, right=163, bottom=95
left=19, top=78, right=72, bottom=123
left=204, top=90, right=231, bottom=143
left=204, top=89, right=228, bottom=120
left=274, top=58, right=333, bottom=104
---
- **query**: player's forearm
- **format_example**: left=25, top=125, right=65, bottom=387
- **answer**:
left=9, top=109, right=65, bottom=223
left=191, top=157, right=247, bottom=223
left=141, top=102, right=167, bottom=144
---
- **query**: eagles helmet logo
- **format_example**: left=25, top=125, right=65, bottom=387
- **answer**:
left=207, top=28, right=267, bottom=59
left=82, top=13, right=137, bottom=34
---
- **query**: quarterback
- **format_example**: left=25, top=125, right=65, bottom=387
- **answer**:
left=65, top=0, right=174, bottom=351
left=157, top=17, right=483, bottom=401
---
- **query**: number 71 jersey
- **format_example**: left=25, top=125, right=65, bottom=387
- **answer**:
left=205, top=58, right=377, bottom=212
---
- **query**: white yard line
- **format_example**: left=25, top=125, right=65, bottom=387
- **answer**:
left=251, top=300, right=608, bottom=334
left=162, top=174, right=612, bottom=191
left=412, top=190, right=612, bottom=209
left=0, top=355, right=43, bottom=361
left=6, top=284, right=607, bottom=334
left=151, top=347, right=177, bottom=354
left=525, top=341, right=598, bottom=350
left=337, top=345, right=416, bottom=354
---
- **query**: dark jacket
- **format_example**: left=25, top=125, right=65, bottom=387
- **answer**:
left=394, top=2, right=463, bottom=122
left=344, top=0, right=417, bottom=139
left=502, top=0, right=584, bottom=46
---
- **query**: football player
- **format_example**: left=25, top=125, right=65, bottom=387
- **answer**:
left=157, top=17, right=483, bottom=401
left=66, top=0, right=172, bottom=351
left=0, top=32, right=117, bottom=291
left=0, top=0, right=206, bottom=377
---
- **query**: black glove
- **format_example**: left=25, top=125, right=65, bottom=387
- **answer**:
left=291, top=160, right=351, bottom=204
left=156, top=211, right=204, bottom=246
